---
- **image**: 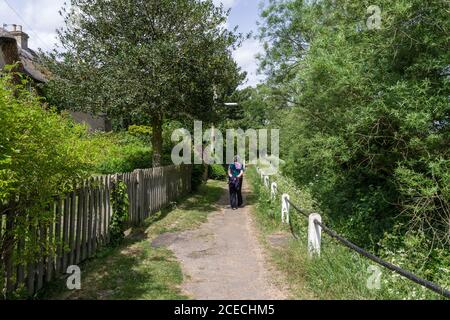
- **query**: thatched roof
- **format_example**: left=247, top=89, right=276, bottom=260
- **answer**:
left=19, top=47, right=48, bottom=83
left=0, top=27, right=48, bottom=83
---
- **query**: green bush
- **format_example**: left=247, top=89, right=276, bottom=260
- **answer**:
left=95, top=143, right=152, bottom=174
left=0, top=72, right=100, bottom=295
left=83, top=121, right=185, bottom=175
left=208, top=164, right=227, bottom=181
left=128, top=124, right=152, bottom=136
left=248, top=167, right=445, bottom=300
left=191, top=164, right=207, bottom=191
left=92, top=132, right=152, bottom=174
left=109, top=180, right=129, bottom=246
left=127, top=124, right=152, bottom=142
left=252, top=0, right=450, bottom=284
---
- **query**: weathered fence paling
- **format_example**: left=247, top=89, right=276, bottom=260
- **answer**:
left=2, top=165, right=192, bottom=298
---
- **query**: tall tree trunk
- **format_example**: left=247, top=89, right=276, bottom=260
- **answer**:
left=151, top=113, right=163, bottom=168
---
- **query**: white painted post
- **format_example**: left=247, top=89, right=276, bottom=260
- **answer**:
left=281, top=194, right=290, bottom=224
left=264, top=175, right=270, bottom=189
left=271, top=182, right=278, bottom=200
left=308, top=213, right=322, bottom=257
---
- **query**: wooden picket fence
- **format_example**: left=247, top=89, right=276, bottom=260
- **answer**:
left=1, top=164, right=192, bottom=297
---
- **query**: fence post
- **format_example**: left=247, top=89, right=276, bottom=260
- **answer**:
left=271, top=182, right=278, bottom=200
left=4, top=208, right=15, bottom=297
left=137, top=169, right=145, bottom=223
left=264, top=176, right=270, bottom=189
left=308, top=213, right=322, bottom=257
left=281, top=194, right=290, bottom=224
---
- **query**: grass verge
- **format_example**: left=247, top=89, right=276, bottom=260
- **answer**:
left=248, top=167, right=444, bottom=300
left=38, top=180, right=225, bottom=300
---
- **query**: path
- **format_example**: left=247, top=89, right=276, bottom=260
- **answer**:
left=153, top=183, right=287, bottom=300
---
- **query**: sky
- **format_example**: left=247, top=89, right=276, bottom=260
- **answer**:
left=0, top=0, right=266, bottom=87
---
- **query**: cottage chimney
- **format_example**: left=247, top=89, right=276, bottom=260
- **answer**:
left=10, top=25, right=29, bottom=50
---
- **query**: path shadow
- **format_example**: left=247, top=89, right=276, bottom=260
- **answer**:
left=41, top=241, right=187, bottom=300
left=127, top=183, right=225, bottom=242
left=39, top=181, right=226, bottom=300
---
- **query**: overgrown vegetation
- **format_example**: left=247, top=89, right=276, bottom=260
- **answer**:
left=109, top=180, right=129, bottom=246
left=0, top=73, right=104, bottom=298
left=228, top=0, right=450, bottom=294
left=191, top=164, right=208, bottom=192
left=0, top=72, right=175, bottom=298
left=39, top=180, right=225, bottom=300
left=1, top=0, right=242, bottom=295
left=92, top=122, right=187, bottom=174
left=92, top=131, right=152, bottom=174
left=2, top=0, right=448, bottom=301
left=248, top=167, right=447, bottom=300
left=208, top=164, right=227, bottom=181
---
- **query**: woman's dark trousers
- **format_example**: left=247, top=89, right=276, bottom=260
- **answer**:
left=237, top=177, right=244, bottom=207
left=229, top=185, right=238, bottom=209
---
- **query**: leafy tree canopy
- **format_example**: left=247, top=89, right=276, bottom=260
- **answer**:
left=253, top=0, right=449, bottom=248
left=43, top=0, right=246, bottom=166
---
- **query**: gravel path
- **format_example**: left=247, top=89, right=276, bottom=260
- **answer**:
left=161, top=183, right=287, bottom=300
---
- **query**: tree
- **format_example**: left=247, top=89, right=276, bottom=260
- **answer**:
left=257, top=0, right=449, bottom=249
left=43, top=0, right=245, bottom=166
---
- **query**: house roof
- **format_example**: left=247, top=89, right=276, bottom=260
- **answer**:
left=0, top=27, right=48, bottom=83
left=19, top=46, right=48, bottom=83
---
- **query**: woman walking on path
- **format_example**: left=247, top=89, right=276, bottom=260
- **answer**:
left=228, top=157, right=244, bottom=210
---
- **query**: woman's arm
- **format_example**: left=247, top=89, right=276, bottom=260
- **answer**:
left=228, top=167, right=233, bottom=178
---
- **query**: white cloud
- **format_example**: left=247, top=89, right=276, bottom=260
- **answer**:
left=0, top=0, right=263, bottom=87
left=213, top=0, right=237, bottom=9
left=233, top=38, right=265, bottom=88
left=0, top=0, right=66, bottom=51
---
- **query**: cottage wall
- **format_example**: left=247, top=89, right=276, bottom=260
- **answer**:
left=69, top=111, right=112, bottom=132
